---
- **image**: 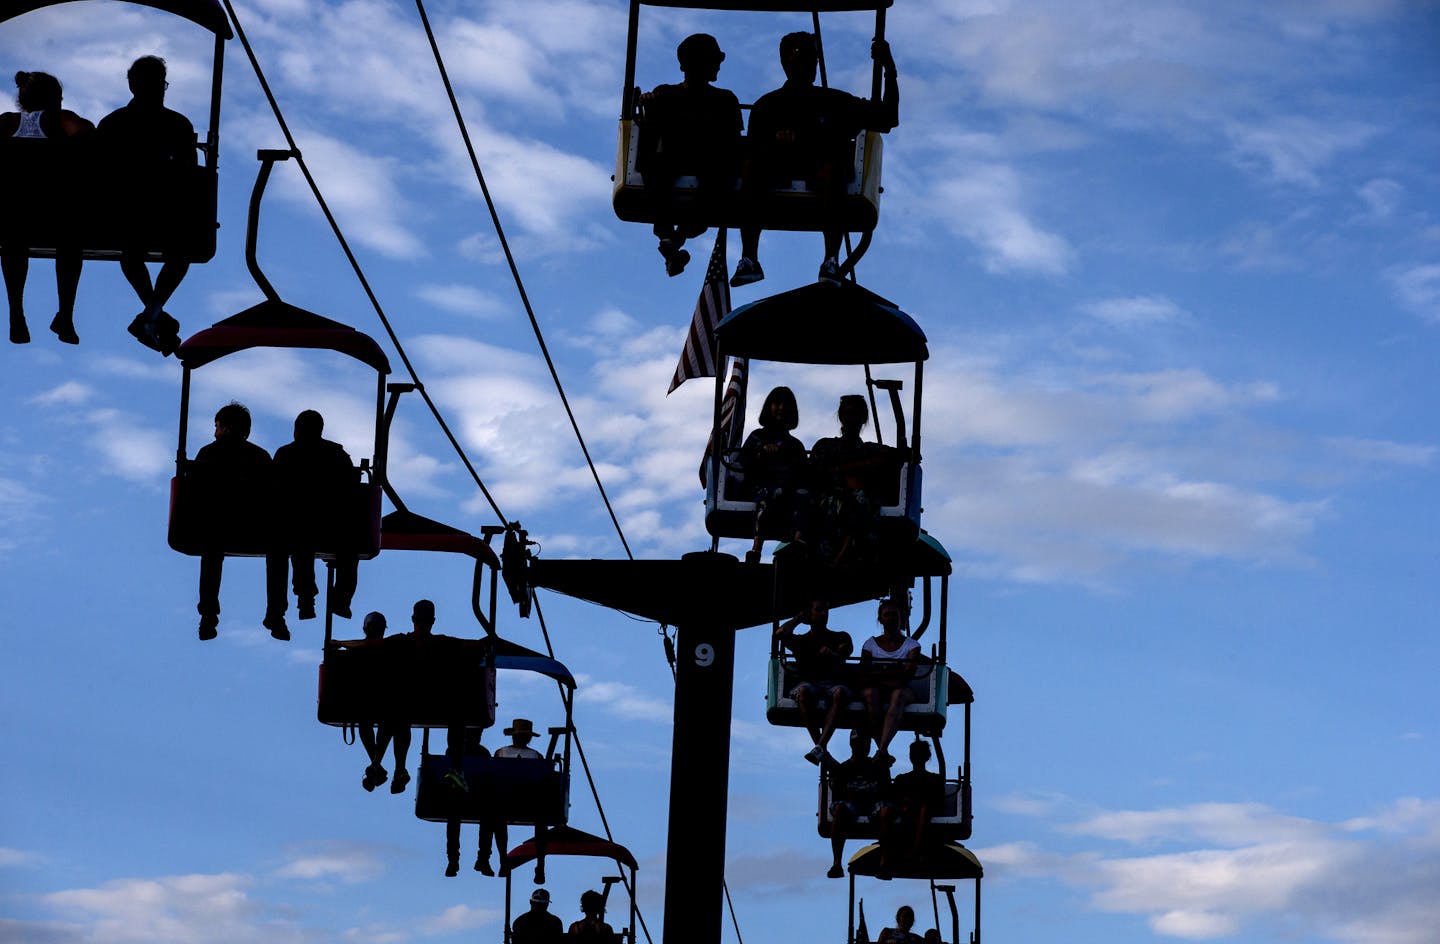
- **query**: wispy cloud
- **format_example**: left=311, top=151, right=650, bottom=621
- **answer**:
left=1080, top=295, right=1188, bottom=329
left=985, top=797, right=1440, bottom=943
left=1384, top=263, right=1440, bottom=323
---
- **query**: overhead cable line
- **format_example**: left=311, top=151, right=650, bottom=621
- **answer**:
left=220, top=0, right=508, bottom=526
left=413, top=0, right=633, bottom=561
left=532, top=595, right=655, bottom=944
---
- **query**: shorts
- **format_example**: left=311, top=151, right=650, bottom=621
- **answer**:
left=790, top=680, right=852, bottom=704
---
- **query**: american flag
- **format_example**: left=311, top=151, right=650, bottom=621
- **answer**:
left=667, top=230, right=730, bottom=393
left=699, top=354, right=748, bottom=486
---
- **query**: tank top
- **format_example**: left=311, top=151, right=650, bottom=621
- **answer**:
left=14, top=109, right=46, bottom=139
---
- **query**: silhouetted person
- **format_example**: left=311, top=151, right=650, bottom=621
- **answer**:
left=1, top=71, right=93, bottom=345
left=886, top=738, right=945, bottom=866
left=776, top=598, right=853, bottom=765
left=731, top=34, right=898, bottom=287
left=568, top=889, right=618, bottom=940
left=98, top=56, right=195, bottom=355
left=272, top=409, right=360, bottom=621
left=513, top=888, right=564, bottom=944
left=496, top=717, right=544, bottom=758
left=859, top=598, right=921, bottom=764
left=327, top=610, right=407, bottom=790
left=192, top=402, right=288, bottom=641
left=636, top=33, right=742, bottom=277
left=442, top=726, right=508, bottom=878
left=739, top=385, right=808, bottom=562
left=827, top=728, right=891, bottom=879
left=374, top=599, right=490, bottom=794
left=811, top=394, right=888, bottom=566
left=878, top=905, right=923, bottom=944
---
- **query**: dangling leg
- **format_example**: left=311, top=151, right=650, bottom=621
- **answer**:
left=3, top=251, right=30, bottom=343
left=49, top=250, right=81, bottom=343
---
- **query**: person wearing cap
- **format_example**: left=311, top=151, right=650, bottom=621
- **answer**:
left=512, top=887, right=563, bottom=943
left=495, top=718, right=544, bottom=759
left=568, top=889, right=618, bottom=940
left=730, top=32, right=899, bottom=287
left=636, top=32, right=742, bottom=277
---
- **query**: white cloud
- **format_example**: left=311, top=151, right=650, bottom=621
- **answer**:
left=1357, top=178, right=1404, bottom=220
left=1384, top=263, right=1440, bottom=323
left=83, top=408, right=172, bottom=483
left=1323, top=436, right=1435, bottom=468
left=574, top=675, right=672, bottom=723
left=930, top=164, right=1073, bottom=275
left=0, top=847, right=40, bottom=867
left=1080, top=295, right=1188, bottom=328
left=30, top=382, right=94, bottom=407
left=39, top=873, right=308, bottom=944
left=271, top=842, right=384, bottom=883
left=419, top=904, right=500, bottom=934
left=995, top=798, right=1440, bottom=944
left=414, top=283, right=507, bottom=319
left=1225, top=117, right=1377, bottom=186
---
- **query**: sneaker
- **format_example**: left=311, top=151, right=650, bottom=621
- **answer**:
left=9, top=318, right=30, bottom=344
left=362, top=763, right=388, bottom=792
left=198, top=615, right=218, bottom=641
left=827, top=864, right=844, bottom=879
left=445, top=860, right=459, bottom=878
left=153, top=311, right=181, bottom=356
left=391, top=768, right=411, bottom=794
left=443, top=768, right=469, bottom=793
left=263, top=614, right=290, bottom=641
left=332, top=602, right=352, bottom=620
left=474, top=853, right=494, bottom=876
left=730, top=257, right=764, bottom=287
left=127, top=313, right=165, bottom=354
left=49, top=313, right=79, bottom=344
left=818, top=258, right=841, bottom=282
left=297, top=598, right=316, bottom=621
left=659, top=239, right=690, bottom=277
left=804, top=745, right=826, bottom=766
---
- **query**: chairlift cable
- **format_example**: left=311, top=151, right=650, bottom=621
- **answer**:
left=533, top=594, right=656, bottom=944
left=220, top=0, right=509, bottom=527
left=413, top=0, right=634, bottom=560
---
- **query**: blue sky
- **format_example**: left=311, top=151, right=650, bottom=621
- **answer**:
left=2, top=1, right=1439, bottom=942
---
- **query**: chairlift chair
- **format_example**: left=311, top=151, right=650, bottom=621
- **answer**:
left=0, top=0, right=230, bottom=262
left=613, top=0, right=893, bottom=239
left=706, top=280, right=926, bottom=549
left=847, top=843, right=982, bottom=944
left=503, top=826, right=640, bottom=944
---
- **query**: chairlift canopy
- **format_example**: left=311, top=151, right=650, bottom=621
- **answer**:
left=716, top=280, right=926, bottom=365
left=848, top=841, right=983, bottom=880
left=0, top=0, right=233, bottom=37
left=505, top=825, right=638, bottom=871
left=491, top=637, right=576, bottom=689
left=380, top=510, right=501, bottom=567
left=178, top=299, right=391, bottom=373
left=639, top=1, right=888, bottom=9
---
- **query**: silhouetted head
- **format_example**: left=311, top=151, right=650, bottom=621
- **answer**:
left=778, top=31, right=818, bottom=83
left=759, top=386, right=799, bottom=431
left=362, top=611, right=386, bottom=640
left=294, top=409, right=324, bottom=442
left=677, top=33, right=724, bottom=73
left=807, top=598, right=830, bottom=628
left=896, top=905, right=915, bottom=931
left=127, top=55, right=167, bottom=102
left=909, top=738, right=931, bottom=767
left=837, top=394, right=868, bottom=433
left=214, top=402, right=252, bottom=440
left=412, top=599, right=436, bottom=634
left=14, top=71, right=62, bottom=112
left=580, top=889, right=605, bottom=916
left=877, top=598, right=902, bottom=632
left=529, top=887, right=551, bottom=912
left=849, top=728, right=871, bottom=758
